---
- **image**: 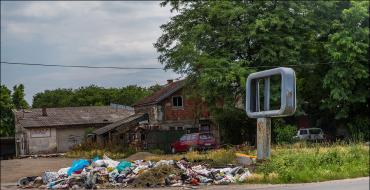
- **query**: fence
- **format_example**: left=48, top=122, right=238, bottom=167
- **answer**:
left=0, top=137, right=15, bottom=160
left=145, top=130, right=186, bottom=153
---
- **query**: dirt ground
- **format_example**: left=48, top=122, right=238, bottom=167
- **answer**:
left=0, top=157, right=75, bottom=183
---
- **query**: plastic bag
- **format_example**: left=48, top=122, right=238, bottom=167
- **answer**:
left=116, top=160, right=132, bottom=173
left=57, top=167, right=70, bottom=176
left=42, top=171, right=59, bottom=184
left=92, top=156, right=100, bottom=162
left=67, top=159, right=90, bottom=176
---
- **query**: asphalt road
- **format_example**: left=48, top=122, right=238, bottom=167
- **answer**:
left=1, top=177, right=368, bottom=189
left=199, top=177, right=370, bottom=190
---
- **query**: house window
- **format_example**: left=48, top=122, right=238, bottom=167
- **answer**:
left=177, top=127, right=183, bottom=130
left=172, top=96, right=183, bottom=107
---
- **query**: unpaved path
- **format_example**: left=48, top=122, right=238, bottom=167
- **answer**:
left=1, top=157, right=74, bottom=183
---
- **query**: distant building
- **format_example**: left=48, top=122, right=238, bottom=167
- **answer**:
left=13, top=106, right=134, bottom=156
left=92, top=79, right=220, bottom=151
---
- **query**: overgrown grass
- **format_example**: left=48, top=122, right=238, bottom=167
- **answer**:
left=146, top=149, right=236, bottom=167
left=65, top=141, right=135, bottom=159
left=249, top=142, right=369, bottom=183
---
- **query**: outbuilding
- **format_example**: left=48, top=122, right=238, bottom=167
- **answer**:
left=13, top=106, right=134, bottom=156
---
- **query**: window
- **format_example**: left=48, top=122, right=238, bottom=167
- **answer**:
left=199, top=133, right=214, bottom=140
left=309, top=128, right=322, bottom=134
left=300, top=130, right=308, bottom=135
left=180, top=135, right=187, bottom=141
left=190, top=134, right=197, bottom=140
left=200, top=124, right=210, bottom=132
left=172, top=96, right=183, bottom=107
left=177, top=127, right=183, bottom=130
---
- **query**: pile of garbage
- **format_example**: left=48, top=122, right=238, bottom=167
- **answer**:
left=17, top=155, right=252, bottom=189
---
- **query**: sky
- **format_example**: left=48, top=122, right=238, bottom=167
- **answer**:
left=1, top=1, right=180, bottom=104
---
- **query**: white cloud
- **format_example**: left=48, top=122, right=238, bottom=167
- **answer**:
left=1, top=1, right=180, bottom=104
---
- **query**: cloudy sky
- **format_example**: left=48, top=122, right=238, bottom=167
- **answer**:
left=1, top=1, right=180, bottom=104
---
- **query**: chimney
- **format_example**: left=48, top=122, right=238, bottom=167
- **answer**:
left=167, top=79, right=173, bottom=84
left=42, top=107, right=47, bottom=116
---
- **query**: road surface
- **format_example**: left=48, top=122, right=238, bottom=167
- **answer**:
left=1, top=177, right=368, bottom=189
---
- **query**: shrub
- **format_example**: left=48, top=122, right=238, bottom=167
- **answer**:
left=273, top=124, right=297, bottom=144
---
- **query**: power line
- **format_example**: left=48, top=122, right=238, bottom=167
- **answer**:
left=0, top=61, right=164, bottom=70
left=0, top=61, right=332, bottom=70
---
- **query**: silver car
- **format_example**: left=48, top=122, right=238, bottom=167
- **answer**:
left=294, top=128, right=324, bottom=141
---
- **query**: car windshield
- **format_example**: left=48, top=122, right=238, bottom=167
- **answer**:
left=199, top=133, right=214, bottom=140
left=309, top=129, right=322, bottom=134
left=180, top=135, right=188, bottom=141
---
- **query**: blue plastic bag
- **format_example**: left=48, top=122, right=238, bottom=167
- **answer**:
left=67, top=159, right=89, bottom=176
left=92, top=156, right=100, bottom=162
left=116, top=160, right=132, bottom=173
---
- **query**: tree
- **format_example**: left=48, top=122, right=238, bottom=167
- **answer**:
left=322, top=1, right=369, bottom=140
left=0, top=85, right=15, bottom=137
left=12, top=84, right=29, bottom=109
left=32, top=84, right=162, bottom=108
left=155, top=1, right=368, bottom=141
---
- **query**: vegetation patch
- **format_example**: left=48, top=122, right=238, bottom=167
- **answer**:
left=250, top=143, right=369, bottom=183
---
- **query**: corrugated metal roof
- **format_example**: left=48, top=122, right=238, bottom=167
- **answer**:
left=14, top=106, right=134, bottom=128
left=93, top=113, right=148, bottom=135
left=133, top=80, right=185, bottom=107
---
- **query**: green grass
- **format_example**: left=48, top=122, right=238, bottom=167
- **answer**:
left=250, top=142, right=369, bottom=183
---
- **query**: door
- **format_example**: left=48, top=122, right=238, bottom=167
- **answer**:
left=57, top=128, right=85, bottom=152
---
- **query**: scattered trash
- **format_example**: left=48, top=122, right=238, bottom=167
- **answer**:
left=235, top=153, right=256, bottom=166
left=17, top=154, right=252, bottom=189
left=67, top=159, right=90, bottom=176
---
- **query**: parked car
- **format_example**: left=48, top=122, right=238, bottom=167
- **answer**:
left=170, top=133, right=217, bottom=153
left=294, top=128, right=324, bottom=141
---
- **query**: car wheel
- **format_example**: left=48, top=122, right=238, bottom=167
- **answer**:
left=171, top=147, right=176, bottom=154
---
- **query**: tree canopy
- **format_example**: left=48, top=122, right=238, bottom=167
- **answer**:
left=32, top=84, right=160, bottom=108
left=155, top=0, right=369, bottom=141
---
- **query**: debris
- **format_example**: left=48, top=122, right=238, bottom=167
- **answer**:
left=67, top=159, right=90, bottom=176
left=17, top=154, right=252, bottom=189
left=235, top=153, right=256, bottom=166
left=116, top=160, right=132, bottom=173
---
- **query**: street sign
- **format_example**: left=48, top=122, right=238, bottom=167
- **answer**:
left=246, top=67, right=296, bottom=118
left=246, top=67, right=296, bottom=160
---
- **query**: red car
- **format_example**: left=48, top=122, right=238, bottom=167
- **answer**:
left=170, top=133, right=217, bottom=153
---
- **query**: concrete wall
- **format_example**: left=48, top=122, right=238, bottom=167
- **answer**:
left=24, top=125, right=102, bottom=154
left=56, top=127, right=87, bottom=152
left=27, top=128, right=57, bottom=154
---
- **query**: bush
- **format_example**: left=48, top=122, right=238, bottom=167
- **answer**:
left=273, top=124, right=297, bottom=144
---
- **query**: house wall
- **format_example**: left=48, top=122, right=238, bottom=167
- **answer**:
left=161, top=89, right=209, bottom=122
left=56, top=127, right=87, bottom=152
left=22, top=125, right=104, bottom=155
left=27, top=127, right=57, bottom=154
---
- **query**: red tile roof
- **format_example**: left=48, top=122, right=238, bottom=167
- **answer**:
left=14, top=106, right=134, bottom=128
left=133, top=80, right=185, bottom=107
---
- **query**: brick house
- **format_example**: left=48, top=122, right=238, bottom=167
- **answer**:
left=13, top=106, right=134, bottom=156
left=93, top=79, right=220, bottom=151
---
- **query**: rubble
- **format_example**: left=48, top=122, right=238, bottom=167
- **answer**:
left=17, top=155, right=253, bottom=189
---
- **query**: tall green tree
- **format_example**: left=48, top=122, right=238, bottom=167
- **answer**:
left=12, top=84, right=29, bottom=109
left=322, top=1, right=369, bottom=140
left=155, top=1, right=368, bottom=142
left=0, top=85, right=15, bottom=137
